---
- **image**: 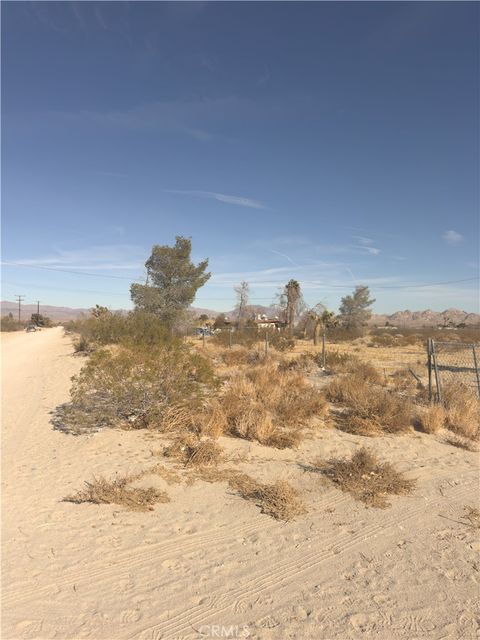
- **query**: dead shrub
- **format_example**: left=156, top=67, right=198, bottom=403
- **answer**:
left=220, top=365, right=327, bottom=447
left=219, top=347, right=250, bottom=366
left=318, top=447, right=416, bottom=508
left=278, top=353, right=316, bottom=372
left=418, top=404, right=445, bottom=434
left=228, top=400, right=276, bottom=442
left=326, top=373, right=412, bottom=435
left=198, top=398, right=228, bottom=437
left=350, top=361, right=382, bottom=384
left=323, top=351, right=381, bottom=383
left=324, top=350, right=359, bottom=372
left=164, top=435, right=223, bottom=467
left=442, top=383, right=480, bottom=440
left=154, top=404, right=198, bottom=433
left=229, top=475, right=306, bottom=521
left=64, top=475, right=169, bottom=511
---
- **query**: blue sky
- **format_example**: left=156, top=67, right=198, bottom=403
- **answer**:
left=2, top=1, right=479, bottom=314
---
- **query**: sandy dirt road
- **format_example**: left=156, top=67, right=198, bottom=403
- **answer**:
left=1, top=328, right=479, bottom=640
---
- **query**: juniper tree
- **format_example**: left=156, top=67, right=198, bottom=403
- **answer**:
left=130, top=236, right=210, bottom=328
left=338, top=286, right=375, bottom=329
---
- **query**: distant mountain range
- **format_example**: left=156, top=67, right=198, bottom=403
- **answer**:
left=1, top=301, right=94, bottom=322
left=369, top=308, right=480, bottom=327
left=1, top=301, right=478, bottom=327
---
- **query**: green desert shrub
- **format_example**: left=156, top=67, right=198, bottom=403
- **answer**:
left=66, top=310, right=172, bottom=349
left=57, top=342, right=216, bottom=434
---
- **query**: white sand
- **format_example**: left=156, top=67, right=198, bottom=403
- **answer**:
left=2, top=327, right=479, bottom=639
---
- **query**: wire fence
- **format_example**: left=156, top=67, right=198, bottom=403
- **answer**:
left=194, top=326, right=480, bottom=400
left=427, top=339, right=480, bottom=401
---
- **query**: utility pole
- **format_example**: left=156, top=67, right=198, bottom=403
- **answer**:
left=15, top=295, right=25, bottom=323
left=36, top=300, right=41, bottom=316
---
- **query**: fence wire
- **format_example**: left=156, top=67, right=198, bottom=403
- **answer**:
left=428, top=340, right=480, bottom=400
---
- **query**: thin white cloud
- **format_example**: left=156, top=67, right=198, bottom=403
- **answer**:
left=7, top=245, right=145, bottom=271
left=166, top=189, right=265, bottom=210
left=352, top=235, right=375, bottom=246
left=443, top=230, right=463, bottom=245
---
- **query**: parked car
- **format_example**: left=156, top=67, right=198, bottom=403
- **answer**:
left=195, top=327, right=214, bottom=337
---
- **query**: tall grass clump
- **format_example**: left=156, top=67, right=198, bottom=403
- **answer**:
left=442, top=382, right=480, bottom=440
left=326, top=373, right=412, bottom=435
left=220, top=363, right=328, bottom=447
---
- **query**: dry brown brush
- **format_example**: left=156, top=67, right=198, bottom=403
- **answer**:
left=317, top=447, right=416, bottom=508
left=163, top=434, right=223, bottom=467
left=229, top=474, right=306, bottom=521
left=64, top=475, right=170, bottom=511
left=442, top=383, right=480, bottom=440
left=220, top=364, right=328, bottom=447
left=326, top=373, right=412, bottom=435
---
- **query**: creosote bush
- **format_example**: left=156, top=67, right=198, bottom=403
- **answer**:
left=326, top=373, right=412, bottom=435
left=65, top=310, right=174, bottom=349
left=60, top=342, right=216, bottom=434
left=318, top=447, right=416, bottom=508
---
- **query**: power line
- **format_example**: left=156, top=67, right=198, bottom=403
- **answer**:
left=2, top=261, right=478, bottom=307
left=2, top=261, right=478, bottom=291
left=2, top=261, right=143, bottom=281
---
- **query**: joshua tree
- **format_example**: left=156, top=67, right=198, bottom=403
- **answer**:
left=279, top=279, right=304, bottom=335
left=309, top=304, right=338, bottom=345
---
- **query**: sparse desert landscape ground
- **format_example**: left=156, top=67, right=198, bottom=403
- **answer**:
left=2, top=326, right=479, bottom=640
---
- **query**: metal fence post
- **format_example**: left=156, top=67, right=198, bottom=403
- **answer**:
left=264, top=330, right=269, bottom=358
left=322, top=333, right=326, bottom=369
left=229, top=329, right=232, bottom=348
left=472, top=344, right=480, bottom=398
left=427, top=338, right=433, bottom=402
left=431, top=339, right=443, bottom=403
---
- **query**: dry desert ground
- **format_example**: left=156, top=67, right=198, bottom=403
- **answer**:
left=1, top=327, right=479, bottom=640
